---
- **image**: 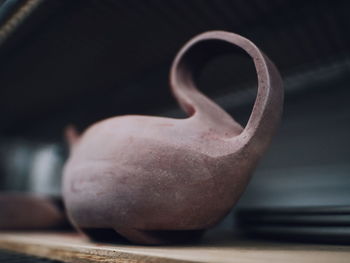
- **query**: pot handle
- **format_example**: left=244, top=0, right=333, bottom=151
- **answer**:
left=170, top=31, right=283, bottom=153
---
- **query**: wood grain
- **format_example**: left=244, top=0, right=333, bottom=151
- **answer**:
left=0, top=231, right=349, bottom=263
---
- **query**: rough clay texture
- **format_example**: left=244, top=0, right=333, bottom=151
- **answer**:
left=63, top=31, right=284, bottom=244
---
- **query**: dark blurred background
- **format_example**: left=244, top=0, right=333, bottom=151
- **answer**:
left=0, top=0, right=349, bottom=225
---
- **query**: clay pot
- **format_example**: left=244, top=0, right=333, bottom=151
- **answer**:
left=63, top=31, right=283, bottom=244
left=0, top=193, right=66, bottom=230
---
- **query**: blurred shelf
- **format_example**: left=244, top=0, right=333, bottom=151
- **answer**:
left=0, top=231, right=349, bottom=263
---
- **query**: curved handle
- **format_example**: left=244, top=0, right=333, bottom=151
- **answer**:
left=170, top=31, right=283, bottom=153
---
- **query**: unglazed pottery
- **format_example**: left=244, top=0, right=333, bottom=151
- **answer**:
left=63, top=31, right=283, bottom=244
left=0, top=193, right=66, bottom=230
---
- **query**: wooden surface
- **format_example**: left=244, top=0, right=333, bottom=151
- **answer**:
left=0, top=231, right=349, bottom=263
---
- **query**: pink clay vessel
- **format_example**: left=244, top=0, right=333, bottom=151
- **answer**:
left=63, top=31, right=284, bottom=244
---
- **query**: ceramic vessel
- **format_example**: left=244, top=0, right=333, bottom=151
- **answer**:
left=63, top=31, right=283, bottom=244
left=0, top=193, right=66, bottom=230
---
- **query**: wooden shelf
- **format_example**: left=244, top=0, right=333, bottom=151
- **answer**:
left=0, top=231, right=349, bottom=263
